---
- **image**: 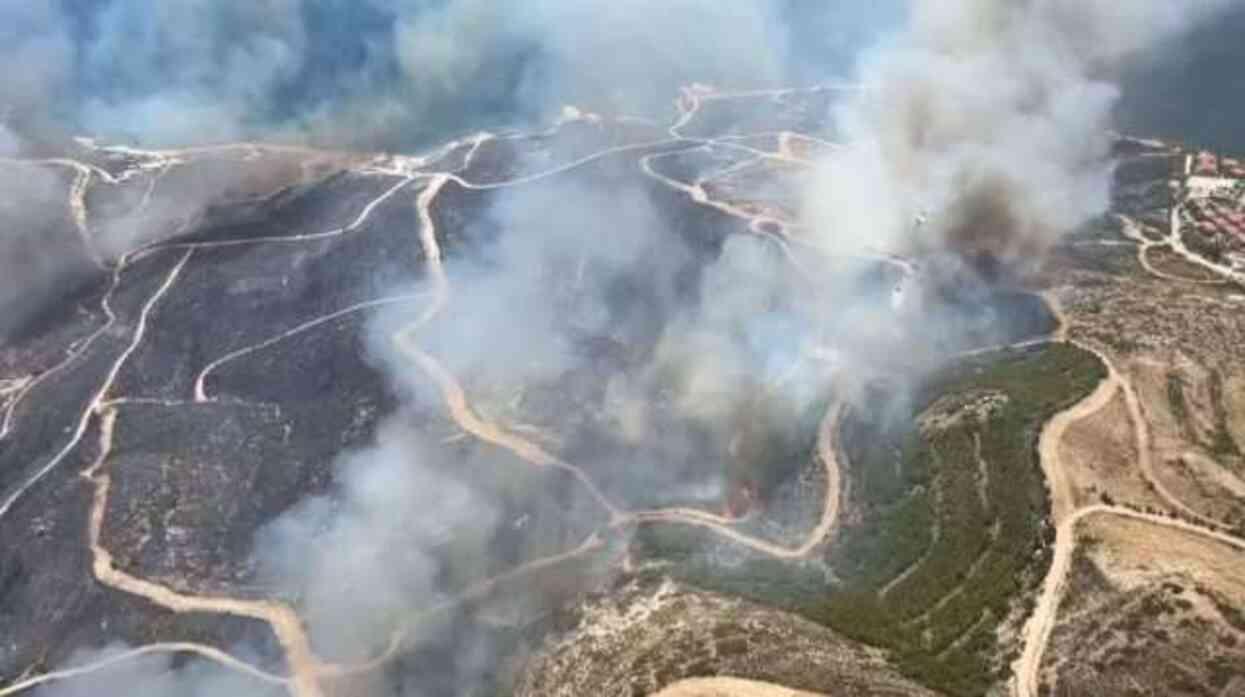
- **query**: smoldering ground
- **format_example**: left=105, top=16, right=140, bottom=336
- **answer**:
left=16, top=1, right=1242, bottom=696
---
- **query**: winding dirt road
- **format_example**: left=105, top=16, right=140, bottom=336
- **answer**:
left=1117, top=214, right=1227, bottom=286
left=653, top=677, right=827, bottom=697
left=1010, top=294, right=1245, bottom=697
left=0, top=167, right=424, bottom=697
left=392, top=159, right=845, bottom=559
left=1010, top=355, right=1118, bottom=697
left=2, top=88, right=850, bottom=696
left=1166, top=205, right=1245, bottom=284
left=0, top=642, right=286, bottom=697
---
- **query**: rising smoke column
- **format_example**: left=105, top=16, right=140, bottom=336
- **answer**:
left=804, top=0, right=1234, bottom=276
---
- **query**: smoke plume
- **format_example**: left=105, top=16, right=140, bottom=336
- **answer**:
left=16, top=1, right=1240, bottom=697
left=804, top=0, right=1235, bottom=277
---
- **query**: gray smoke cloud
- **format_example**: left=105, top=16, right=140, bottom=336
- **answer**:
left=0, top=162, right=94, bottom=339
left=0, top=0, right=813, bottom=150
left=19, top=1, right=1241, bottom=696
left=254, top=417, right=500, bottom=664
left=0, top=3, right=74, bottom=137
left=804, top=0, right=1235, bottom=275
left=79, top=1, right=308, bottom=145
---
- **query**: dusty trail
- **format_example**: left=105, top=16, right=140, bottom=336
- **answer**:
left=0, top=162, right=126, bottom=441
left=1047, top=291, right=1238, bottom=531
left=1011, top=295, right=1245, bottom=697
left=1116, top=215, right=1226, bottom=285
left=95, top=141, right=351, bottom=163
left=153, top=175, right=413, bottom=252
left=5, top=91, right=852, bottom=695
left=48, top=169, right=440, bottom=695
left=0, top=167, right=422, bottom=695
left=194, top=291, right=427, bottom=402
left=333, top=532, right=609, bottom=678
left=0, top=245, right=318, bottom=697
left=386, top=176, right=637, bottom=517
left=1112, top=352, right=1231, bottom=529
left=397, top=343, right=625, bottom=518
left=640, top=150, right=790, bottom=236
left=0, top=247, right=192, bottom=521
left=340, top=397, right=844, bottom=679
left=0, top=642, right=287, bottom=697
left=393, top=161, right=844, bottom=559
left=1167, top=205, right=1245, bottom=283
left=647, top=86, right=873, bottom=282
left=445, top=137, right=679, bottom=191
left=630, top=403, right=843, bottom=559
left=1062, top=318, right=1237, bottom=532
left=653, top=677, right=827, bottom=697
left=66, top=164, right=104, bottom=268
left=639, top=145, right=814, bottom=281
left=1010, top=358, right=1118, bottom=697
left=1013, top=498, right=1245, bottom=697
left=82, top=410, right=326, bottom=697
left=0, top=312, right=112, bottom=442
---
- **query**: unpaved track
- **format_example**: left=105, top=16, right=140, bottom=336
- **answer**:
left=653, top=677, right=828, bottom=697
left=1056, top=302, right=1237, bottom=531
left=0, top=642, right=287, bottom=697
left=631, top=403, right=843, bottom=560
left=66, top=164, right=104, bottom=268
left=1117, top=214, right=1226, bottom=285
left=1, top=170, right=426, bottom=696
left=394, top=162, right=844, bottom=560
left=1011, top=359, right=1118, bottom=697
left=0, top=248, right=192, bottom=521
left=3, top=88, right=850, bottom=695
left=1011, top=295, right=1245, bottom=697
left=83, top=411, right=326, bottom=697
left=1166, top=205, right=1245, bottom=283
left=194, top=292, right=427, bottom=402
left=336, top=532, right=608, bottom=677
left=154, top=175, right=413, bottom=252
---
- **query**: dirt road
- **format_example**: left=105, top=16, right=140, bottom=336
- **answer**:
left=1011, top=294, right=1245, bottom=697
left=3, top=87, right=850, bottom=696
left=653, top=677, right=827, bottom=697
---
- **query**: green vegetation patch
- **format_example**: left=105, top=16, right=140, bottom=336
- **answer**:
left=634, top=343, right=1106, bottom=697
left=1167, top=370, right=1193, bottom=440
left=1207, top=369, right=1242, bottom=459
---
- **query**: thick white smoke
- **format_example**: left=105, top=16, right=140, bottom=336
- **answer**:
left=19, top=2, right=1241, bottom=697
left=804, top=0, right=1234, bottom=274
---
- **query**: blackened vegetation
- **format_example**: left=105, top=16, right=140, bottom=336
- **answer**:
left=117, top=181, right=426, bottom=401
left=635, top=344, right=1105, bottom=697
left=678, top=88, right=839, bottom=140
left=0, top=107, right=1098, bottom=696
left=0, top=253, right=285, bottom=681
left=644, top=146, right=754, bottom=186
left=0, top=168, right=432, bottom=682
left=460, top=119, right=667, bottom=187
left=179, top=173, right=395, bottom=245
